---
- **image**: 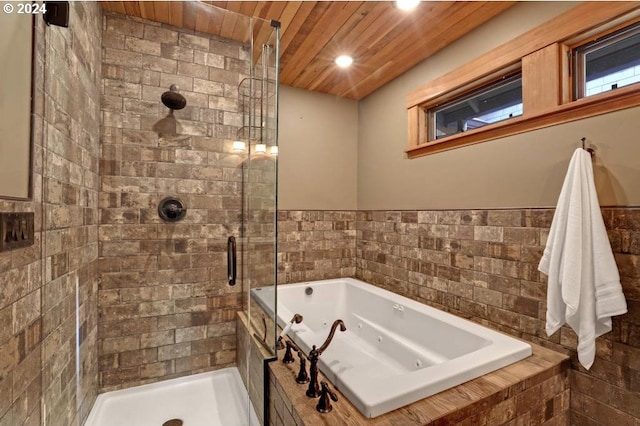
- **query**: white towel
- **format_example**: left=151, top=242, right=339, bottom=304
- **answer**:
left=538, top=148, right=627, bottom=370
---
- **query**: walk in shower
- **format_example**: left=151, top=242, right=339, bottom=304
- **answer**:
left=86, top=2, right=278, bottom=425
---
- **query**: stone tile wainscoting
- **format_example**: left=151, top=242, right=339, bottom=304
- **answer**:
left=98, top=12, right=248, bottom=391
left=277, top=210, right=356, bottom=284
left=278, top=208, right=640, bottom=425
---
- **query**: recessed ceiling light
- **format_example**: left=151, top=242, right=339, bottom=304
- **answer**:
left=396, top=0, right=420, bottom=12
left=335, top=55, right=353, bottom=68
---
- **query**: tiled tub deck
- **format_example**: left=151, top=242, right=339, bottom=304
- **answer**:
left=268, top=340, right=569, bottom=426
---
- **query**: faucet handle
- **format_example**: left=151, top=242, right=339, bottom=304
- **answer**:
left=324, top=382, right=338, bottom=402
left=282, top=340, right=296, bottom=364
left=296, top=352, right=309, bottom=384
left=316, top=381, right=338, bottom=413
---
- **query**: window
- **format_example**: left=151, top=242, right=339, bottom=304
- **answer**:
left=406, top=3, right=640, bottom=158
left=430, top=74, right=522, bottom=140
left=574, top=22, right=640, bottom=99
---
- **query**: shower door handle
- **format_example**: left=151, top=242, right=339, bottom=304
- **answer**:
left=227, top=236, right=237, bottom=286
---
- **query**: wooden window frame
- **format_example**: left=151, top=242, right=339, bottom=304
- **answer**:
left=428, top=71, right=523, bottom=141
left=406, top=3, right=640, bottom=159
left=572, top=21, right=640, bottom=100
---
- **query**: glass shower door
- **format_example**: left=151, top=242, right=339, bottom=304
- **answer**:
left=235, top=13, right=280, bottom=426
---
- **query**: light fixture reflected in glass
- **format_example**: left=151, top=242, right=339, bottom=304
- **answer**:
left=335, top=55, right=353, bottom=68
left=232, top=140, right=246, bottom=152
left=396, top=0, right=420, bottom=11
left=255, top=143, right=267, bottom=154
left=270, top=146, right=278, bottom=156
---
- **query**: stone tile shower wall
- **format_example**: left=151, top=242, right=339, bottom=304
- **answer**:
left=42, top=4, right=102, bottom=425
left=355, top=208, right=640, bottom=426
left=0, top=3, right=103, bottom=426
left=98, top=12, right=248, bottom=391
left=0, top=183, right=42, bottom=426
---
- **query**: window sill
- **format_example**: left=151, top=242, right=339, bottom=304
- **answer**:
left=406, top=84, right=640, bottom=159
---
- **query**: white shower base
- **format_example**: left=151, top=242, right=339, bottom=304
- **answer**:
left=84, top=367, right=259, bottom=426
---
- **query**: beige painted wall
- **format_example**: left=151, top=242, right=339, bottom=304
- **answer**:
left=278, top=2, right=640, bottom=210
left=279, top=85, right=358, bottom=210
left=0, top=12, right=32, bottom=199
left=358, top=1, right=640, bottom=210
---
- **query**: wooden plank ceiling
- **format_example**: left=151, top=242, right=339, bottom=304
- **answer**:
left=100, top=1, right=516, bottom=100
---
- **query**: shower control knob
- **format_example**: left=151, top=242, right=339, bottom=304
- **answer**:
left=158, top=196, right=186, bottom=222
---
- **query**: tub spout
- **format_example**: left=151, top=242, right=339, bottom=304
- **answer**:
left=315, top=319, right=346, bottom=356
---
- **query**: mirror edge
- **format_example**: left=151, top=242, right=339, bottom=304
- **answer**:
left=0, top=14, right=37, bottom=201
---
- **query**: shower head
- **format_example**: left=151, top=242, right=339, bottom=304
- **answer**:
left=161, top=84, right=187, bottom=110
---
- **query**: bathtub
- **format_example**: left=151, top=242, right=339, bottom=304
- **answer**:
left=252, top=278, right=532, bottom=418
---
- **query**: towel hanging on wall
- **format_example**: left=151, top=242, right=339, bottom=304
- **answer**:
left=538, top=147, right=627, bottom=370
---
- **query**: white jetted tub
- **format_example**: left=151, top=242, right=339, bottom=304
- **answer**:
left=252, top=278, right=532, bottom=418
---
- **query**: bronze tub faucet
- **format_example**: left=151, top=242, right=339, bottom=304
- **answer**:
left=306, top=319, right=346, bottom=398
